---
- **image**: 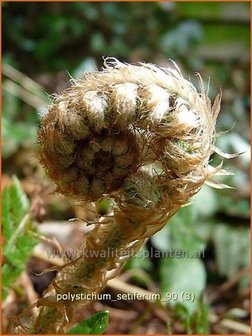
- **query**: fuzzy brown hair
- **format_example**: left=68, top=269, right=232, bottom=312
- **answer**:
left=10, top=58, right=231, bottom=334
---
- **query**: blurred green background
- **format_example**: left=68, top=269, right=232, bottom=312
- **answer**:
left=2, top=2, right=250, bottom=334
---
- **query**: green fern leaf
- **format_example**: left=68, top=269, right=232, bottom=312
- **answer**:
left=2, top=176, right=38, bottom=301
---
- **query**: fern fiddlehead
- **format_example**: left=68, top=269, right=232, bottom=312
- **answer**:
left=12, top=58, right=226, bottom=333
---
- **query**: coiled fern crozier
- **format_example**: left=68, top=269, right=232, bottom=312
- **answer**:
left=11, top=58, right=230, bottom=333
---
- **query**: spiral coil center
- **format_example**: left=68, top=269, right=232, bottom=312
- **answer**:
left=39, top=58, right=219, bottom=207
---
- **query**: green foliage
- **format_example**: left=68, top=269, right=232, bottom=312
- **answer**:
left=2, top=111, right=38, bottom=158
left=213, top=223, right=250, bottom=281
left=193, top=187, right=250, bottom=285
left=3, top=2, right=249, bottom=74
left=161, top=21, right=203, bottom=58
left=195, top=299, right=209, bottom=334
left=126, top=245, right=152, bottom=272
left=153, top=184, right=250, bottom=316
left=155, top=202, right=207, bottom=315
left=151, top=203, right=206, bottom=255
left=2, top=65, right=48, bottom=158
left=67, top=311, right=109, bottom=335
left=2, top=82, right=41, bottom=158
left=153, top=184, right=250, bottom=281
left=152, top=193, right=208, bottom=316
left=124, top=245, right=152, bottom=288
left=2, top=177, right=38, bottom=300
left=172, top=299, right=209, bottom=334
left=160, top=258, right=206, bottom=314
